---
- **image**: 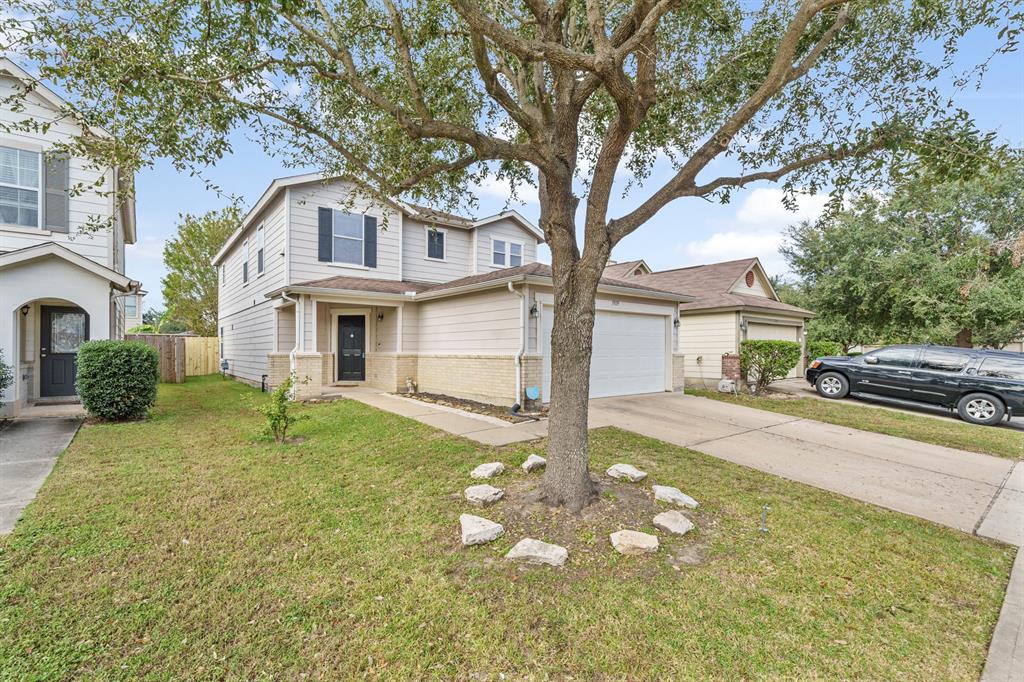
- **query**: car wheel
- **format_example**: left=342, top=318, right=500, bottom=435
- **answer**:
left=957, top=393, right=1005, bottom=426
left=815, top=372, right=849, bottom=399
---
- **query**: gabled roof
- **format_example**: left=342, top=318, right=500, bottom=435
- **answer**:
left=603, top=259, right=651, bottom=279
left=212, top=174, right=544, bottom=265
left=634, top=257, right=813, bottom=317
left=0, top=242, right=138, bottom=291
left=269, top=262, right=693, bottom=304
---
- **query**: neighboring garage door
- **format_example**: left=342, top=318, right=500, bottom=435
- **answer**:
left=542, top=308, right=668, bottom=401
left=746, top=321, right=803, bottom=378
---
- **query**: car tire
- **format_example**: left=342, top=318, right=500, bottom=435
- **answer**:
left=815, top=372, right=849, bottom=399
left=957, top=393, right=1005, bottom=426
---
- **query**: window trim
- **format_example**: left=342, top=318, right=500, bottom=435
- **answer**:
left=330, top=208, right=366, bottom=267
left=242, top=238, right=250, bottom=285
left=124, top=295, right=138, bottom=318
left=256, top=223, right=265, bottom=276
left=0, top=143, right=43, bottom=230
left=491, top=237, right=525, bottom=267
left=424, top=225, right=447, bottom=261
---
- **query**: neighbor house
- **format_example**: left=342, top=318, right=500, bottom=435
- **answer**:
left=213, top=174, right=690, bottom=406
left=122, top=289, right=145, bottom=331
left=0, top=59, right=140, bottom=417
left=607, top=258, right=813, bottom=387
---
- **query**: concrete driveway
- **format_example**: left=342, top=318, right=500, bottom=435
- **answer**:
left=0, top=417, right=81, bottom=534
left=589, top=392, right=1023, bottom=546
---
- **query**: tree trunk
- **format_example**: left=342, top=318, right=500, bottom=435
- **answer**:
left=955, top=328, right=973, bottom=348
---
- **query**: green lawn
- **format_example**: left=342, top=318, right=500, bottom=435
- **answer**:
left=688, top=388, right=1024, bottom=460
left=0, top=376, right=1015, bottom=680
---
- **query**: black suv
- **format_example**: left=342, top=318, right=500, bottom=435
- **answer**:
left=806, top=345, right=1024, bottom=426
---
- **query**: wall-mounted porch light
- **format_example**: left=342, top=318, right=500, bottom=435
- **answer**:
left=20, top=305, right=30, bottom=316
left=376, top=312, right=385, bottom=322
left=673, top=317, right=680, bottom=328
left=528, top=302, right=539, bottom=317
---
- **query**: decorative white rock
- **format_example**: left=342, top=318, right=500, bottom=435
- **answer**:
left=606, top=463, right=648, bottom=482
left=610, top=530, right=659, bottom=555
left=521, top=454, right=547, bottom=473
left=653, top=510, right=695, bottom=536
left=464, top=484, right=505, bottom=506
left=652, top=485, right=699, bottom=509
left=470, top=462, right=505, bottom=479
left=505, top=538, right=568, bottom=566
left=459, top=514, right=504, bottom=546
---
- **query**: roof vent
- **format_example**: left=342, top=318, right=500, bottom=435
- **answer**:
left=745, top=271, right=755, bottom=287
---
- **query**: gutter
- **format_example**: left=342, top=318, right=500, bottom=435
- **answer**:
left=280, top=292, right=300, bottom=380
left=508, top=282, right=526, bottom=409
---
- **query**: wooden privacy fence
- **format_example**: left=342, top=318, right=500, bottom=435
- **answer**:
left=126, top=334, right=220, bottom=383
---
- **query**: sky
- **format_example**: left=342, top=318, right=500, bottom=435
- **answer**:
left=126, top=28, right=1024, bottom=313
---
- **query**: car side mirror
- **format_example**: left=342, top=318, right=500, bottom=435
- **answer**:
left=864, top=356, right=879, bottom=365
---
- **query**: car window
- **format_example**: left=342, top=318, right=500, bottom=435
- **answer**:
left=867, top=348, right=918, bottom=367
left=918, top=350, right=971, bottom=373
left=977, top=357, right=1024, bottom=381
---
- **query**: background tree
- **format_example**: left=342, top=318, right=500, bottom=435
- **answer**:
left=162, top=207, right=240, bottom=337
left=8, top=0, right=1019, bottom=510
left=783, top=160, right=1024, bottom=349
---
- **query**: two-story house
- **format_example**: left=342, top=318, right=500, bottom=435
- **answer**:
left=0, top=59, right=140, bottom=417
left=213, top=173, right=690, bottom=406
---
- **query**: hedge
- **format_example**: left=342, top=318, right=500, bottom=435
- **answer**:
left=739, top=339, right=802, bottom=393
left=806, top=340, right=844, bottom=364
left=76, top=340, right=159, bottom=420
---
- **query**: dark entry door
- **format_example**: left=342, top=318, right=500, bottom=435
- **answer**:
left=338, top=315, right=366, bottom=381
left=40, top=306, right=89, bottom=397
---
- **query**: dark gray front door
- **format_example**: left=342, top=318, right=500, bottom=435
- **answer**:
left=40, top=306, right=89, bottom=397
left=338, top=315, right=366, bottom=381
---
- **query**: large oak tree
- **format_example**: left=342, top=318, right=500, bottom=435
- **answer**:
left=4, top=0, right=1018, bottom=509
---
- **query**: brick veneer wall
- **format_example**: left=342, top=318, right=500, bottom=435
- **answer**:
left=267, top=353, right=290, bottom=389
left=672, top=354, right=686, bottom=391
left=416, top=354, right=517, bottom=406
left=292, top=352, right=323, bottom=400
left=721, top=353, right=742, bottom=382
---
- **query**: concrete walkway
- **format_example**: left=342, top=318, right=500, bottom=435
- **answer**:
left=0, top=417, right=81, bottom=534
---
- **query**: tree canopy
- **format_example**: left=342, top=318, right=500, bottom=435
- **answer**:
left=161, top=207, right=240, bottom=337
left=782, top=159, right=1024, bottom=349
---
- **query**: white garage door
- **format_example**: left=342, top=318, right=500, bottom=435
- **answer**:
left=542, top=308, right=667, bottom=400
left=746, top=322, right=802, bottom=378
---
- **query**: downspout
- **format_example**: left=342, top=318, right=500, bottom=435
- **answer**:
left=508, top=281, right=526, bottom=411
left=281, top=292, right=299, bottom=379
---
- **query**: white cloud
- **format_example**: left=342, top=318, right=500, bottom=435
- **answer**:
left=472, top=173, right=538, bottom=206
left=672, top=187, right=830, bottom=276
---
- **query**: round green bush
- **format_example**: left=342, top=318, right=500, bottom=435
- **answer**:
left=806, top=340, right=844, bottom=363
left=76, top=340, right=159, bottom=420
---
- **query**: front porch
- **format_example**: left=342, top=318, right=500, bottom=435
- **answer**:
left=267, top=295, right=416, bottom=400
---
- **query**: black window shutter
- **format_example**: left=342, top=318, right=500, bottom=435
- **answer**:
left=43, top=153, right=70, bottom=233
left=364, top=215, right=377, bottom=268
left=318, top=207, right=333, bottom=262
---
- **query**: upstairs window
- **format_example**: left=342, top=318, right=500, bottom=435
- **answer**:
left=243, top=238, right=249, bottom=284
left=426, top=227, right=445, bottom=260
left=492, top=239, right=523, bottom=267
left=0, top=146, right=40, bottom=228
left=333, top=211, right=364, bottom=266
left=256, top=224, right=265, bottom=275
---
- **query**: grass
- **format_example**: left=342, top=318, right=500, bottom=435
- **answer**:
left=0, top=376, right=1015, bottom=680
left=688, top=388, right=1024, bottom=460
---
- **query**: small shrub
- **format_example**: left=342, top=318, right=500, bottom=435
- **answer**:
left=0, top=348, right=13, bottom=407
left=806, top=340, right=844, bottom=364
left=739, top=340, right=802, bottom=394
left=252, top=374, right=305, bottom=443
left=76, top=341, right=159, bottom=420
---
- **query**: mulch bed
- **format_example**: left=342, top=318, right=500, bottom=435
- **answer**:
left=395, top=392, right=546, bottom=423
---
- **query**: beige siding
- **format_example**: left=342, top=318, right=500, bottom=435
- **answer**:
left=474, top=218, right=539, bottom=273
left=402, top=218, right=473, bottom=283
left=0, top=76, right=116, bottom=268
left=415, top=287, right=521, bottom=355
left=729, top=265, right=771, bottom=298
left=289, top=181, right=402, bottom=283
left=679, top=311, right=738, bottom=385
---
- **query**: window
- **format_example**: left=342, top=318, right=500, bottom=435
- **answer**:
left=332, top=210, right=364, bottom=266
left=243, top=238, right=249, bottom=284
left=978, top=357, right=1024, bottom=381
left=256, top=224, right=265, bottom=275
left=0, top=146, right=40, bottom=228
left=510, top=242, right=523, bottom=267
left=492, top=239, right=506, bottom=266
left=426, top=227, right=445, bottom=260
left=124, top=295, right=137, bottom=318
left=919, top=349, right=970, bottom=373
left=867, top=348, right=918, bottom=367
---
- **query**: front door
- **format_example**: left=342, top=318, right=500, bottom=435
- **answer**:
left=337, top=315, right=366, bottom=381
left=40, top=306, right=89, bottom=397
